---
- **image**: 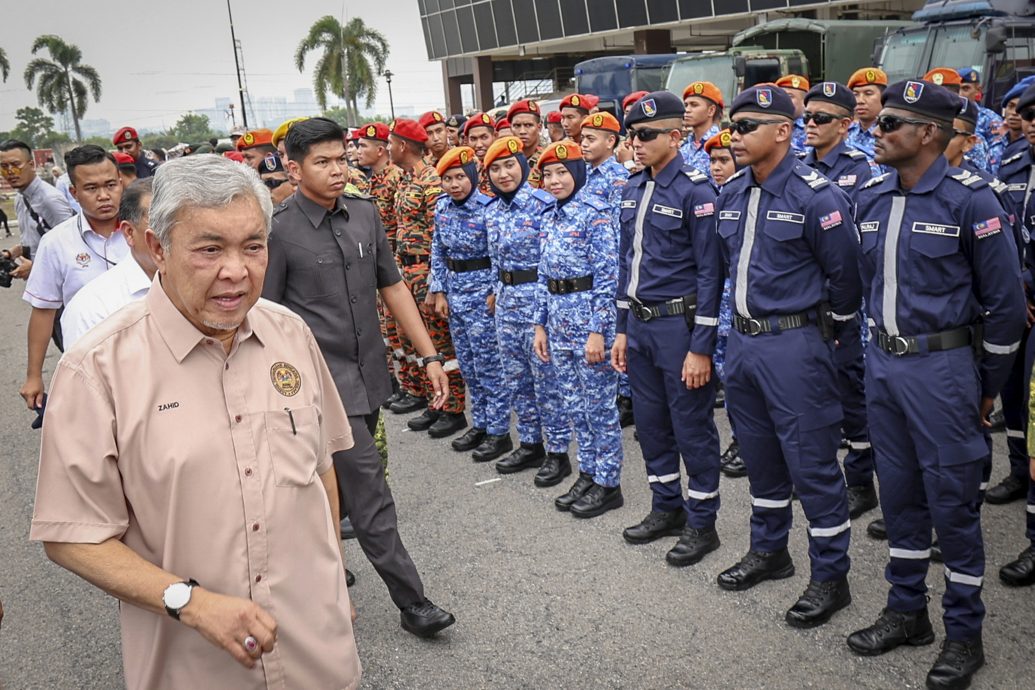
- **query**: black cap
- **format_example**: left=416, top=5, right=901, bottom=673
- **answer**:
left=804, top=81, right=855, bottom=114
left=445, top=114, right=467, bottom=129
left=956, top=97, right=979, bottom=129
left=624, top=91, right=686, bottom=127
left=881, top=80, right=961, bottom=125
left=1017, top=84, right=1035, bottom=113
left=730, top=85, right=796, bottom=119
left=260, top=152, right=284, bottom=174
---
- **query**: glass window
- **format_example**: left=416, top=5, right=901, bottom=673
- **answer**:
left=880, top=29, right=930, bottom=84
left=928, top=25, right=986, bottom=72
left=667, top=56, right=737, bottom=105
left=633, top=65, right=672, bottom=92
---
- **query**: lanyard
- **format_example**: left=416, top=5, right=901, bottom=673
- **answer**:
left=77, top=215, right=117, bottom=268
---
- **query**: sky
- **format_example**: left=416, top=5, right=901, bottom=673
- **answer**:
left=0, top=0, right=444, bottom=132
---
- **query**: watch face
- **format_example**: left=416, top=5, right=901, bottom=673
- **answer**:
left=164, top=582, right=192, bottom=610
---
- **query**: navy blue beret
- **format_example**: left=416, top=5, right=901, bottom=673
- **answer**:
left=730, top=85, right=796, bottom=119
left=955, top=97, right=979, bottom=128
left=624, top=90, right=686, bottom=127
left=1017, top=84, right=1035, bottom=113
left=804, top=81, right=856, bottom=114
left=1003, top=76, right=1035, bottom=106
left=881, top=80, right=962, bottom=124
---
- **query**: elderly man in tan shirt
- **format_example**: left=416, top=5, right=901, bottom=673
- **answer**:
left=29, top=154, right=362, bottom=689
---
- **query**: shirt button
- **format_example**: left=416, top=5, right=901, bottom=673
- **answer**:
left=235, top=414, right=242, bottom=423
left=351, top=296, right=358, bottom=303
left=345, top=262, right=351, bottom=270
left=252, top=523, right=260, bottom=531
left=335, top=230, right=342, bottom=237
left=225, top=363, right=229, bottom=370
left=206, top=339, right=215, bottom=346
left=255, top=575, right=262, bottom=583
left=244, top=468, right=253, bottom=477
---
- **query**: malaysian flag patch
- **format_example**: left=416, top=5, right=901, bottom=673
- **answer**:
left=694, top=203, right=714, bottom=218
left=973, top=217, right=1002, bottom=239
left=819, top=210, right=843, bottom=230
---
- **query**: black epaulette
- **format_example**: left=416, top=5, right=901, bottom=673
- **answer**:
left=846, top=148, right=867, bottom=159
left=683, top=168, right=709, bottom=184
left=949, top=169, right=989, bottom=190
left=795, top=166, right=830, bottom=190
left=1001, top=151, right=1026, bottom=166
left=861, top=173, right=890, bottom=189
left=272, top=202, right=290, bottom=217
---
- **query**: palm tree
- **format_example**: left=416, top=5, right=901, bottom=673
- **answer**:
left=0, top=47, right=9, bottom=82
left=23, top=35, right=102, bottom=142
left=296, top=16, right=389, bottom=122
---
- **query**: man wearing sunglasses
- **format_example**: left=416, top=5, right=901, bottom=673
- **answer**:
left=847, top=80, right=1025, bottom=690
left=714, top=85, right=860, bottom=630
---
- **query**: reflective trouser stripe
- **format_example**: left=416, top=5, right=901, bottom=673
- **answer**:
left=1027, top=504, right=1035, bottom=514
left=944, top=567, right=983, bottom=587
left=848, top=441, right=871, bottom=450
left=752, top=496, right=791, bottom=509
left=979, top=482, right=989, bottom=491
left=984, top=340, right=1020, bottom=355
left=734, top=187, right=762, bottom=318
left=695, top=316, right=719, bottom=327
left=890, top=547, right=931, bottom=559
left=648, top=473, right=681, bottom=484
left=1006, top=429, right=1025, bottom=439
left=688, top=489, right=720, bottom=500
left=881, top=196, right=907, bottom=336
left=808, top=520, right=851, bottom=538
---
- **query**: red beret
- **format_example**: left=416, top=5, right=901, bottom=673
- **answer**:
left=494, top=118, right=511, bottom=132
left=560, top=93, right=600, bottom=112
left=546, top=111, right=562, bottom=124
left=483, top=136, right=523, bottom=168
left=113, top=126, right=138, bottom=144
left=463, top=112, right=496, bottom=137
left=622, top=91, right=649, bottom=112
left=236, top=128, right=274, bottom=150
left=535, top=140, right=583, bottom=171
left=359, top=122, right=390, bottom=142
left=390, top=118, right=428, bottom=144
left=222, top=150, right=245, bottom=163
left=418, top=111, right=445, bottom=129
left=507, top=99, right=541, bottom=121
left=435, top=146, right=477, bottom=177
left=113, top=152, right=136, bottom=167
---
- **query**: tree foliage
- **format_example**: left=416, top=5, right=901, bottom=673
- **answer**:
left=0, top=47, right=9, bottom=82
left=169, top=113, right=217, bottom=143
left=23, top=35, right=102, bottom=143
left=296, top=16, right=389, bottom=122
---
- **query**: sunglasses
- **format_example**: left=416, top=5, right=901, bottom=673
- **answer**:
left=1021, top=108, right=1035, bottom=122
left=952, top=128, right=974, bottom=138
left=627, top=126, right=674, bottom=142
left=264, top=178, right=289, bottom=190
left=876, top=114, right=940, bottom=132
left=0, top=161, right=28, bottom=173
left=729, top=118, right=786, bottom=135
left=802, top=111, right=844, bottom=125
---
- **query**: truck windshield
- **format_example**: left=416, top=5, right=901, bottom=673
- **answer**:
left=633, top=65, right=671, bottom=92
left=881, top=28, right=929, bottom=83
left=928, top=25, right=986, bottom=72
left=745, top=59, right=782, bottom=87
left=667, top=56, right=737, bottom=103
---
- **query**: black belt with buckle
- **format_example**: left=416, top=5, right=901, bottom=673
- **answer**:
left=398, top=253, right=428, bottom=267
left=732, top=310, right=813, bottom=336
left=628, top=296, right=696, bottom=322
left=447, top=256, right=491, bottom=272
left=872, top=326, right=972, bottom=356
left=547, top=275, right=593, bottom=295
left=499, top=268, right=538, bottom=285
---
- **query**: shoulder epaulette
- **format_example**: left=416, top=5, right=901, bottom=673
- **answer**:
left=861, top=172, right=890, bottom=189
left=342, top=184, right=373, bottom=200
left=846, top=148, right=867, bottom=159
left=1001, top=151, right=1025, bottom=166
left=272, top=201, right=290, bottom=217
left=794, top=165, right=830, bottom=190
left=949, top=168, right=989, bottom=189
left=580, top=194, right=610, bottom=212
left=989, top=178, right=1008, bottom=194
left=473, top=192, right=493, bottom=206
left=531, top=188, right=554, bottom=204
left=682, top=168, right=710, bottom=184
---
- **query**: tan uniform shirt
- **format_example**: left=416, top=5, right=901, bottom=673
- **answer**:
left=30, top=278, right=361, bottom=690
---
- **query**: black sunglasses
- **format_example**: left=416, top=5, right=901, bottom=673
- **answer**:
left=802, top=111, right=844, bottom=125
left=627, top=126, right=674, bottom=142
left=952, top=128, right=974, bottom=138
left=264, top=177, right=289, bottom=190
left=1021, top=108, right=1035, bottom=122
left=729, top=118, right=786, bottom=135
left=876, top=114, right=940, bottom=133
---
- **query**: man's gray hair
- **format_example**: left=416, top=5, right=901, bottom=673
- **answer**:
left=149, top=154, right=273, bottom=249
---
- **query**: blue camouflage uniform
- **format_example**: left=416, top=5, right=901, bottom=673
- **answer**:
left=977, top=105, right=1005, bottom=175
left=716, top=151, right=860, bottom=582
left=680, top=124, right=720, bottom=176
left=846, top=121, right=877, bottom=159
left=856, top=156, right=1025, bottom=641
left=535, top=192, right=623, bottom=487
left=486, top=184, right=571, bottom=453
left=430, top=191, right=511, bottom=437
left=804, top=141, right=876, bottom=490
left=618, top=155, right=723, bottom=525
left=963, top=129, right=993, bottom=175
left=791, top=117, right=808, bottom=155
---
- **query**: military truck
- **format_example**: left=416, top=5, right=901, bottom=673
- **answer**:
left=574, top=54, right=680, bottom=117
left=664, top=48, right=809, bottom=109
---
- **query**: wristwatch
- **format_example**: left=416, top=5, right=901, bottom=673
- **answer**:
left=163, top=579, right=200, bottom=620
left=418, top=353, right=445, bottom=367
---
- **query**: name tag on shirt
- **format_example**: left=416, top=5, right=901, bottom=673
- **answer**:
left=859, top=221, right=879, bottom=233
left=719, top=211, right=741, bottom=221
left=621, top=200, right=637, bottom=209
left=652, top=204, right=683, bottom=218
left=1007, top=183, right=1028, bottom=192
left=911, top=222, right=960, bottom=238
left=766, top=211, right=805, bottom=224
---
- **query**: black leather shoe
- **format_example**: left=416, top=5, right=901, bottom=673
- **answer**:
left=495, top=442, right=545, bottom=474
left=785, top=577, right=851, bottom=628
left=555, top=472, right=595, bottom=511
left=400, top=599, right=456, bottom=638
left=846, top=607, right=935, bottom=656
left=407, top=408, right=440, bottom=431
left=471, top=434, right=513, bottom=463
left=381, top=390, right=403, bottom=410
left=451, top=427, right=486, bottom=452
left=720, top=441, right=747, bottom=478
left=345, top=569, right=355, bottom=587
left=428, top=412, right=467, bottom=438
left=716, top=548, right=795, bottom=591
left=390, top=393, right=427, bottom=415
left=534, top=452, right=571, bottom=487
left=666, top=526, right=720, bottom=567
left=926, top=638, right=984, bottom=690
left=340, top=516, right=356, bottom=540
left=999, top=545, right=1035, bottom=587
left=617, top=395, right=635, bottom=428
left=985, top=474, right=1027, bottom=504
left=867, top=518, right=888, bottom=540
left=847, top=482, right=879, bottom=519
left=622, top=509, right=686, bottom=545
left=571, top=484, right=624, bottom=518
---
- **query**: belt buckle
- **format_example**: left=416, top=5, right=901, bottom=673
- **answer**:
left=503, top=272, right=513, bottom=285
left=548, top=279, right=558, bottom=292
left=745, top=318, right=763, bottom=336
left=891, top=336, right=911, bottom=356
left=633, top=303, right=651, bottom=321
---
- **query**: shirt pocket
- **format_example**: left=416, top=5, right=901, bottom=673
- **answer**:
left=313, top=252, right=345, bottom=299
left=762, top=214, right=805, bottom=242
left=264, top=405, right=321, bottom=487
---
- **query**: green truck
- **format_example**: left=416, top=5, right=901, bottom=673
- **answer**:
left=664, top=48, right=809, bottom=109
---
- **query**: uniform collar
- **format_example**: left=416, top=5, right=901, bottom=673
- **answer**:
left=294, top=190, right=346, bottom=229
left=147, top=274, right=263, bottom=363
left=746, top=150, right=797, bottom=195
left=807, top=140, right=851, bottom=168
left=21, top=175, right=45, bottom=200
left=649, top=153, right=685, bottom=187
left=874, top=155, right=949, bottom=195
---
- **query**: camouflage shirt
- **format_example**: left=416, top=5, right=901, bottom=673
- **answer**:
left=395, top=162, right=442, bottom=257
left=357, top=163, right=404, bottom=244
left=526, top=145, right=544, bottom=189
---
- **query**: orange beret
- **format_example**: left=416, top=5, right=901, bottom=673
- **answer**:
left=483, top=136, right=524, bottom=168
left=113, top=126, right=138, bottom=144
left=390, top=118, right=428, bottom=144
left=581, top=111, right=621, bottom=133
left=560, top=93, right=600, bottom=111
left=546, top=111, right=562, bottom=124
left=923, top=67, right=962, bottom=87
left=704, top=128, right=734, bottom=154
left=847, top=67, right=888, bottom=89
left=359, top=122, right=390, bottom=142
left=776, top=75, right=810, bottom=92
left=682, top=81, right=724, bottom=108
left=435, top=146, right=477, bottom=177
left=507, top=99, right=541, bottom=121
left=236, top=128, right=274, bottom=150
left=418, top=111, right=445, bottom=129
left=622, top=90, right=649, bottom=112
left=464, top=112, right=495, bottom=137
left=495, top=118, right=511, bottom=132
left=535, top=140, right=583, bottom=171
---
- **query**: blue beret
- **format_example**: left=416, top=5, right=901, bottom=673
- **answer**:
left=881, top=80, right=961, bottom=124
left=1017, top=84, right=1035, bottom=113
left=957, top=68, right=980, bottom=84
left=804, top=81, right=855, bottom=113
left=624, top=90, right=686, bottom=127
left=1003, top=76, right=1035, bottom=105
left=730, top=85, right=796, bottom=119
left=956, top=97, right=978, bottom=128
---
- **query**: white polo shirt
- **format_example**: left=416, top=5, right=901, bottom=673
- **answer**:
left=61, top=255, right=152, bottom=348
left=23, top=213, right=129, bottom=309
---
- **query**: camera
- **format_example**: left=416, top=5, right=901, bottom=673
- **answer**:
left=0, top=255, right=18, bottom=288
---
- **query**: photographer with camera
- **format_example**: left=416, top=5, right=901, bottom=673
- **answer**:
left=0, top=140, right=75, bottom=282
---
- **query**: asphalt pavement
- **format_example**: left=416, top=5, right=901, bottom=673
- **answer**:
left=0, top=281, right=1032, bottom=689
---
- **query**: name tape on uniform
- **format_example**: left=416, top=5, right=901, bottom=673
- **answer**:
left=911, top=222, right=960, bottom=238
left=766, top=210, right=805, bottom=224
left=652, top=204, right=683, bottom=219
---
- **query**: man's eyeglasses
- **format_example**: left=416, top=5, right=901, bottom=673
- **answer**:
left=0, top=161, right=28, bottom=173
left=802, top=112, right=843, bottom=126
left=952, top=128, right=974, bottom=139
left=876, top=114, right=939, bottom=133
left=729, top=118, right=786, bottom=135
left=627, top=127, right=674, bottom=142
left=1020, top=108, right=1035, bottom=122
left=264, top=177, right=289, bottom=190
